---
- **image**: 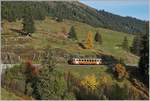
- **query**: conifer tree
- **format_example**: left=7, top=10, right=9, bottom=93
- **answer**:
left=68, top=26, right=77, bottom=40
left=130, top=34, right=142, bottom=56
left=22, top=8, right=35, bottom=34
left=94, top=31, right=102, bottom=44
left=139, top=25, right=149, bottom=86
left=122, top=36, right=129, bottom=51
left=32, top=47, right=67, bottom=99
left=86, top=31, right=94, bottom=49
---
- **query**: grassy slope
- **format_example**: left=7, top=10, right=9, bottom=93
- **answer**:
left=2, top=17, right=139, bottom=64
left=56, top=64, right=110, bottom=78
left=1, top=88, right=20, bottom=100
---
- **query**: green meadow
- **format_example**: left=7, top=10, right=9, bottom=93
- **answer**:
left=2, top=17, right=139, bottom=64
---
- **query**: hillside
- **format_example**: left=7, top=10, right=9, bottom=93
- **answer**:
left=2, top=17, right=139, bottom=64
left=1, top=1, right=149, bottom=100
left=1, top=1, right=148, bottom=35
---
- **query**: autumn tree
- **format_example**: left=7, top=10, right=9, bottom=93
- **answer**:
left=114, top=64, right=128, bottom=80
left=75, top=74, right=100, bottom=100
left=86, top=31, right=94, bottom=49
left=68, top=26, right=78, bottom=40
left=95, top=31, right=102, bottom=44
left=24, top=60, right=39, bottom=95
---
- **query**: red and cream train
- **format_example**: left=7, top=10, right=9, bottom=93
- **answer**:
left=68, top=58, right=102, bottom=65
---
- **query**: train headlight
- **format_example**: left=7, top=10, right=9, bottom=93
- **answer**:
left=75, top=61, right=79, bottom=64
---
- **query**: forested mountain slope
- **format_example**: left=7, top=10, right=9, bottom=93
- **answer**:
left=1, top=1, right=148, bottom=35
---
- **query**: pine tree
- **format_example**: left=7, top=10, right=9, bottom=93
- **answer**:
left=35, top=6, right=46, bottom=20
left=138, top=25, right=149, bottom=86
left=22, top=8, right=35, bottom=34
left=95, top=31, right=102, bottom=44
left=86, top=31, right=94, bottom=49
left=122, top=36, right=129, bottom=51
left=130, top=34, right=142, bottom=56
left=68, top=26, right=77, bottom=40
left=32, top=46, right=67, bottom=99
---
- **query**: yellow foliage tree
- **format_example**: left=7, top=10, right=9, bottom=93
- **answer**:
left=86, top=31, right=94, bottom=49
left=80, top=74, right=98, bottom=90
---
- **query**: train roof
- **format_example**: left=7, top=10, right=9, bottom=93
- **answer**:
left=72, top=58, right=102, bottom=60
